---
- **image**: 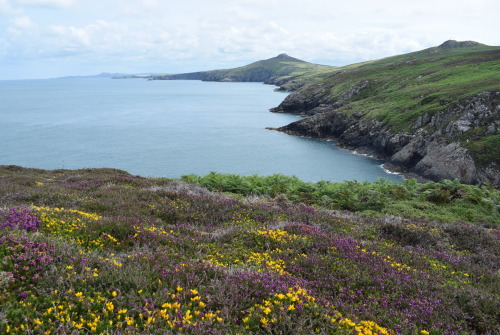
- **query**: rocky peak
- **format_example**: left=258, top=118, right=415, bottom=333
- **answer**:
left=438, top=40, right=482, bottom=49
left=273, top=53, right=306, bottom=63
left=276, top=53, right=292, bottom=59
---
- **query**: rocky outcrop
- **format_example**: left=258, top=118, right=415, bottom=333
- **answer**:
left=438, top=40, right=483, bottom=49
left=274, top=91, right=500, bottom=186
left=269, top=83, right=331, bottom=114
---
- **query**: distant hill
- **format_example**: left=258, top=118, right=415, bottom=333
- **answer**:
left=151, top=54, right=332, bottom=86
left=56, top=72, right=128, bottom=79
left=269, top=40, right=500, bottom=186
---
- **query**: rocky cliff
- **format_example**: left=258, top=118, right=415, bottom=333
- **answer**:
left=274, top=91, right=500, bottom=185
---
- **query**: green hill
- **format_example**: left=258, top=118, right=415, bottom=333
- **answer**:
left=152, top=53, right=331, bottom=85
left=270, top=41, right=500, bottom=186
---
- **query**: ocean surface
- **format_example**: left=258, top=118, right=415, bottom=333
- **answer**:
left=0, top=78, right=403, bottom=183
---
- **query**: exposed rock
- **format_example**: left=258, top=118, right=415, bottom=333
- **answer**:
left=439, top=40, right=482, bottom=49
left=149, top=180, right=215, bottom=197
left=269, top=83, right=331, bottom=114
left=413, top=142, right=478, bottom=183
left=276, top=91, right=500, bottom=186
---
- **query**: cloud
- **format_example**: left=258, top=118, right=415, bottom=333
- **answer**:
left=6, top=14, right=35, bottom=39
left=50, top=25, right=90, bottom=48
left=138, top=0, right=159, bottom=9
left=12, top=14, right=34, bottom=28
left=15, top=0, right=75, bottom=8
left=0, top=0, right=16, bottom=14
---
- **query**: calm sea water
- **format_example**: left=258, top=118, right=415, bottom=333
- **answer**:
left=0, top=78, right=402, bottom=183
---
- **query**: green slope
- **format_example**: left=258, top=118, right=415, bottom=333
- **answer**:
left=288, top=41, right=499, bottom=130
left=337, top=45, right=499, bottom=130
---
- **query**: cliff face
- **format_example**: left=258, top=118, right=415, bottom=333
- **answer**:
left=275, top=91, right=500, bottom=186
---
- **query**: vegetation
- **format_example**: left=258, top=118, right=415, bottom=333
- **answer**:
left=0, top=166, right=498, bottom=334
left=183, top=172, right=499, bottom=227
left=290, top=44, right=499, bottom=128
left=462, top=134, right=500, bottom=167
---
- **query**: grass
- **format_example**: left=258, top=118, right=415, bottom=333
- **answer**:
left=462, top=134, right=500, bottom=167
left=0, top=166, right=499, bottom=334
left=322, top=48, right=500, bottom=131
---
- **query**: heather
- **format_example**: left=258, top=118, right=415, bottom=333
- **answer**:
left=0, top=166, right=498, bottom=334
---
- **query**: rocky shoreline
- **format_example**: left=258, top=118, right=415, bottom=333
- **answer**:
left=269, top=91, right=500, bottom=187
left=266, top=127, right=428, bottom=182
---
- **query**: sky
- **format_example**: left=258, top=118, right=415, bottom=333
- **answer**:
left=0, top=0, right=499, bottom=79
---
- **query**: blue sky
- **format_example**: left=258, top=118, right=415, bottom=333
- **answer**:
left=1, top=0, right=499, bottom=79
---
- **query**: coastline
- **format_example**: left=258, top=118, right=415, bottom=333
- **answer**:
left=2, top=78, right=402, bottom=183
left=266, top=126, right=412, bottom=182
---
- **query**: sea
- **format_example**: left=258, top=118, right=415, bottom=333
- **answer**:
left=0, top=77, right=403, bottom=183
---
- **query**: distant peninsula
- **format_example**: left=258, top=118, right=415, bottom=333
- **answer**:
left=148, top=53, right=331, bottom=89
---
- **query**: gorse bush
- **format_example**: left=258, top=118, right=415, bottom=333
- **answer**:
left=0, top=166, right=498, bottom=334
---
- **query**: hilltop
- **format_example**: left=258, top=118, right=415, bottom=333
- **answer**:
left=269, top=41, right=500, bottom=186
left=151, top=53, right=331, bottom=85
left=0, top=166, right=498, bottom=334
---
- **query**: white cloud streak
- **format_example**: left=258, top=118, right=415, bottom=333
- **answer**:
left=15, top=0, right=75, bottom=8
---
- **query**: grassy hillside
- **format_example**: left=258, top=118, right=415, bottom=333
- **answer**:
left=289, top=42, right=499, bottom=131
left=1, top=166, right=499, bottom=334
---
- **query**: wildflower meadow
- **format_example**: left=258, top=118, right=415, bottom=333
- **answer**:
left=0, top=166, right=498, bottom=334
